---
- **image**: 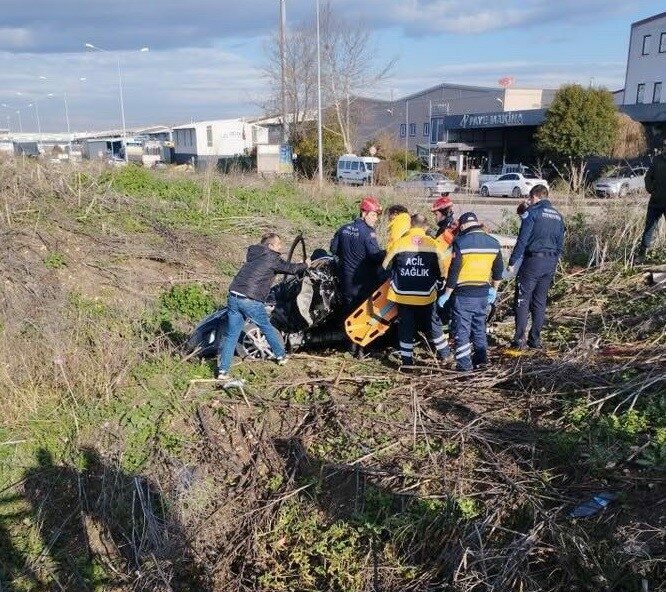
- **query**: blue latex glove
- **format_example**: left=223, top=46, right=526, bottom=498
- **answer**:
left=437, top=293, right=450, bottom=308
left=487, top=287, right=497, bottom=305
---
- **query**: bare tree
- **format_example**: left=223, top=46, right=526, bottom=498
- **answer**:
left=263, top=1, right=396, bottom=152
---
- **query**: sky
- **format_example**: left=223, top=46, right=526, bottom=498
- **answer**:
left=0, top=0, right=664, bottom=132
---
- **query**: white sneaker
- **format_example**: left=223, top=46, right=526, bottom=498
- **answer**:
left=216, top=370, right=229, bottom=380
left=276, top=357, right=288, bottom=366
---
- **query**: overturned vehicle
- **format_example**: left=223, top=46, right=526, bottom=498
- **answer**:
left=185, top=237, right=345, bottom=360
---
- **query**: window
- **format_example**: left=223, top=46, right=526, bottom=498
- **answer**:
left=661, top=32, right=666, bottom=53
left=637, top=83, right=646, bottom=103
left=497, top=175, right=511, bottom=181
left=206, top=125, right=213, bottom=148
left=409, top=123, right=416, bottom=137
left=351, top=161, right=359, bottom=171
left=642, top=34, right=651, bottom=55
left=399, top=124, right=406, bottom=138
left=654, top=82, right=662, bottom=104
left=423, top=122, right=430, bottom=137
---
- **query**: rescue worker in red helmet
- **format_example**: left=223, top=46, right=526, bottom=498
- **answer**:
left=429, top=195, right=458, bottom=360
left=330, top=196, right=386, bottom=312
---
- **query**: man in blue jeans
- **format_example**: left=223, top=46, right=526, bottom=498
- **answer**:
left=217, top=233, right=308, bottom=379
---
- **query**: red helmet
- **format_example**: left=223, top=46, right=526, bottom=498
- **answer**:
left=431, top=195, right=454, bottom=212
left=360, top=196, right=382, bottom=214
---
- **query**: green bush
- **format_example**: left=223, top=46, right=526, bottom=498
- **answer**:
left=158, top=284, right=216, bottom=323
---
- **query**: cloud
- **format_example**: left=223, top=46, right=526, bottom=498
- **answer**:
left=0, top=0, right=637, bottom=52
left=0, top=47, right=266, bottom=132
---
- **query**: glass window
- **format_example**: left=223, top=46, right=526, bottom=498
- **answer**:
left=653, top=82, right=662, bottom=103
left=366, top=162, right=373, bottom=170
left=399, top=124, right=406, bottom=138
left=409, top=123, right=416, bottom=137
left=423, top=122, right=430, bottom=137
left=642, top=35, right=651, bottom=55
left=660, top=32, right=666, bottom=53
left=497, top=175, right=510, bottom=181
left=637, top=83, right=646, bottom=103
left=206, top=125, right=213, bottom=148
left=351, top=161, right=359, bottom=171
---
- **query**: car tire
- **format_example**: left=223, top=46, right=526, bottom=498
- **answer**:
left=235, top=320, right=278, bottom=360
left=619, top=184, right=629, bottom=198
left=480, top=186, right=489, bottom=197
left=512, top=186, right=522, bottom=198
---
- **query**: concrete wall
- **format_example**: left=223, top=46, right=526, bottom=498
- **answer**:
left=624, top=13, right=666, bottom=105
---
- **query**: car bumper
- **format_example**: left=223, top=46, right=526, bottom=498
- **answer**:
left=594, top=186, right=618, bottom=197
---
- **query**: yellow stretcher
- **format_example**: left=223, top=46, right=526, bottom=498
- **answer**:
left=344, top=280, right=397, bottom=347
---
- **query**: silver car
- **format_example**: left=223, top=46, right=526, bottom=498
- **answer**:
left=395, top=172, right=457, bottom=196
left=593, top=167, right=647, bottom=198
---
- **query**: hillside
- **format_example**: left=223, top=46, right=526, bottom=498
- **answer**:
left=0, top=159, right=664, bottom=592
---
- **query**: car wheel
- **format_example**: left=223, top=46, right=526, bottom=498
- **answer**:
left=235, top=321, right=276, bottom=359
left=512, top=186, right=522, bottom=198
left=618, top=184, right=629, bottom=198
left=480, top=186, right=489, bottom=197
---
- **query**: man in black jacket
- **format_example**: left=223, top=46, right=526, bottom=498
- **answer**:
left=638, top=140, right=666, bottom=260
left=217, top=233, right=308, bottom=378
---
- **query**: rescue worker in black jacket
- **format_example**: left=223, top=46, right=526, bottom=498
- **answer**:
left=217, top=232, right=308, bottom=379
left=506, top=185, right=565, bottom=349
left=330, top=196, right=385, bottom=311
left=638, top=139, right=666, bottom=260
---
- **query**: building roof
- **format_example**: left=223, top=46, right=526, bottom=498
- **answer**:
left=173, top=118, right=261, bottom=130
left=631, top=11, right=666, bottom=28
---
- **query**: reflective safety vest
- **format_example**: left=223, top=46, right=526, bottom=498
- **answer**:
left=382, top=227, right=448, bottom=305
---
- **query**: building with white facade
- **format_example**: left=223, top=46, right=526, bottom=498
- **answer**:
left=172, top=119, right=268, bottom=166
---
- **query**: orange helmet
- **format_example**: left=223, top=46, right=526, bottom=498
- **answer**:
left=431, top=196, right=454, bottom=212
left=360, top=196, right=382, bottom=214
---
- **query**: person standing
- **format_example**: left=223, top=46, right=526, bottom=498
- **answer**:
left=638, top=139, right=666, bottom=260
left=438, top=212, right=503, bottom=371
left=506, top=185, right=565, bottom=349
left=217, top=233, right=308, bottom=379
left=330, top=196, right=385, bottom=311
left=382, top=214, right=447, bottom=366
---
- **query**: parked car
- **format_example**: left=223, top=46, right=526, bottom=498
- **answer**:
left=480, top=172, right=549, bottom=198
left=336, top=154, right=380, bottom=185
left=395, top=172, right=458, bottom=196
left=479, top=163, right=532, bottom=186
left=593, top=167, right=647, bottom=198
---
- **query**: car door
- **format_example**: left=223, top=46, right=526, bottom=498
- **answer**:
left=492, top=174, right=511, bottom=195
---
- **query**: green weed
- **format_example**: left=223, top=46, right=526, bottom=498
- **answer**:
left=43, top=251, right=66, bottom=270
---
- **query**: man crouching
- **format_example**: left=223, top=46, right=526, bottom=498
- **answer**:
left=217, top=233, right=308, bottom=379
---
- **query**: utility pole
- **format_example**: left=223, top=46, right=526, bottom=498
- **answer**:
left=279, top=0, right=289, bottom=144
left=315, top=0, right=324, bottom=186
left=405, top=99, right=409, bottom=172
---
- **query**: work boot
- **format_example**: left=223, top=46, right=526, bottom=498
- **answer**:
left=509, top=340, right=525, bottom=350
left=436, top=346, right=452, bottom=361
left=527, top=340, right=543, bottom=350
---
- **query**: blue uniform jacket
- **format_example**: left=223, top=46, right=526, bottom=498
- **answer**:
left=509, top=199, right=565, bottom=267
left=330, top=218, right=385, bottom=305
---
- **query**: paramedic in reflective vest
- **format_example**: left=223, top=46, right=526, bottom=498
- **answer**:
left=429, top=195, right=457, bottom=359
left=330, top=196, right=385, bottom=311
left=506, top=185, right=565, bottom=349
left=386, top=204, right=411, bottom=252
left=438, top=212, right=504, bottom=372
left=382, top=213, right=448, bottom=366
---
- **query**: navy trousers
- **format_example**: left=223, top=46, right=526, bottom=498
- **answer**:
left=513, top=254, right=558, bottom=347
left=452, top=294, right=488, bottom=371
left=640, top=205, right=666, bottom=252
left=397, top=303, right=433, bottom=365
left=431, top=296, right=453, bottom=358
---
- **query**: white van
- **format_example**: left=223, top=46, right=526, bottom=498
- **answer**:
left=336, top=154, right=381, bottom=185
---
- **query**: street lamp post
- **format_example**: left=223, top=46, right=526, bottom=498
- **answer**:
left=315, top=0, right=324, bottom=187
left=279, top=0, right=289, bottom=144
left=85, top=43, right=149, bottom=139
